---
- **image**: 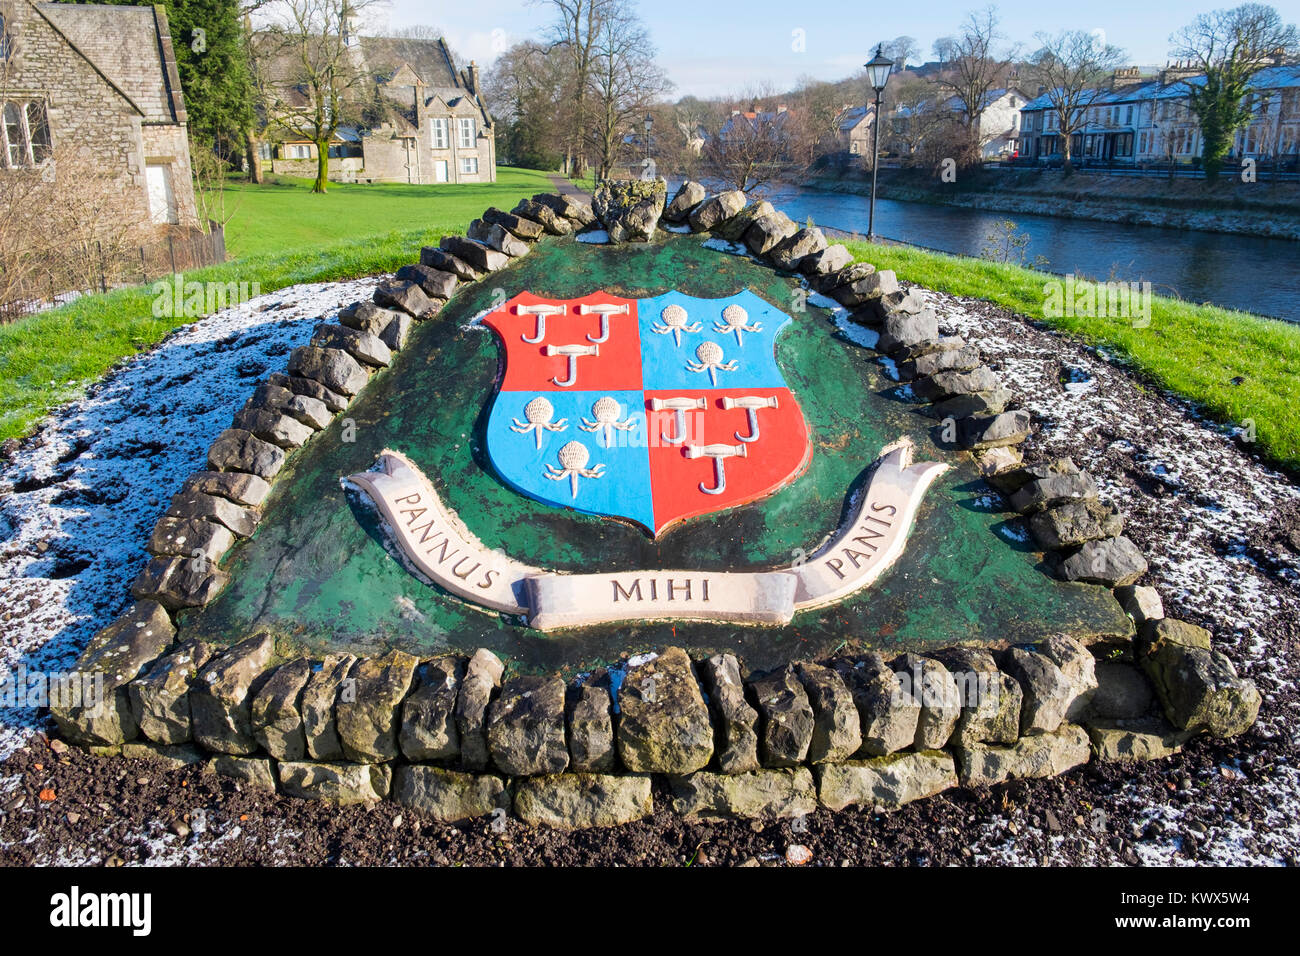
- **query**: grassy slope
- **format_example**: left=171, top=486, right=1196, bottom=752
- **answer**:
left=0, top=169, right=556, bottom=442
left=845, top=240, right=1300, bottom=472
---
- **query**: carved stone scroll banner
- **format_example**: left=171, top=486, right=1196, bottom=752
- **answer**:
left=526, top=571, right=800, bottom=630
left=790, top=439, right=950, bottom=611
left=344, top=440, right=947, bottom=631
left=343, top=450, right=532, bottom=616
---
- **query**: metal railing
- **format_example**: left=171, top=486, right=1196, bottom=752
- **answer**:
left=0, top=222, right=227, bottom=323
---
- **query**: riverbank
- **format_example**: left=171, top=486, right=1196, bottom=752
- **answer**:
left=843, top=239, right=1300, bottom=474
left=808, top=170, right=1300, bottom=241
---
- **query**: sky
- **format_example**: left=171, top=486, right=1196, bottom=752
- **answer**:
left=369, top=0, right=1298, bottom=98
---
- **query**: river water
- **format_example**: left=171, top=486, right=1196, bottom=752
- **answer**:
left=681, top=180, right=1299, bottom=321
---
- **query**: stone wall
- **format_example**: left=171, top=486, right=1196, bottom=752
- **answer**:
left=270, top=155, right=365, bottom=182
left=48, top=182, right=1261, bottom=828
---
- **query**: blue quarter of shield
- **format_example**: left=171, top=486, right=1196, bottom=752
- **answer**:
left=638, top=289, right=792, bottom=391
left=485, top=389, right=654, bottom=531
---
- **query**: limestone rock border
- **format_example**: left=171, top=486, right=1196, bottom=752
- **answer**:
left=46, top=182, right=1260, bottom=828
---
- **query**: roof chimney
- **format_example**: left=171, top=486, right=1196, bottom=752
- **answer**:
left=464, top=60, right=480, bottom=96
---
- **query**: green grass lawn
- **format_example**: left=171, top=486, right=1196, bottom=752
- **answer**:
left=0, top=168, right=557, bottom=442
left=845, top=240, right=1300, bottom=473
left=214, top=168, right=557, bottom=259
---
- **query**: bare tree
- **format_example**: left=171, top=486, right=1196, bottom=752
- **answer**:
left=587, top=4, right=671, bottom=180
left=878, top=36, right=920, bottom=72
left=703, top=105, right=794, bottom=194
left=0, top=144, right=152, bottom=315
left=886, top=74, right=950, bottom=163
left=258, top=0, right=376, bottom=193
left=1169, top=2, right=1299, bottom=179
left=932, top=35, right=956, bottom=67
left=538, top=0, right=612, bottom=177
left=484, top=41, right=573, bottom=170
left=191, top=130, right=244, bottom=228
left=934, top=6, right=1020, bottom=156
left=1, top=54, right=151, bottom=314
left=1030, top=29, right=1126, bottom=173
left=664, top=96, right=726, bottom=177
left=789, top=75, right=843, bottom=167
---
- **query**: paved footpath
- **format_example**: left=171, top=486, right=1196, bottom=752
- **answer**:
left=548, top=174, right=590, bottom=200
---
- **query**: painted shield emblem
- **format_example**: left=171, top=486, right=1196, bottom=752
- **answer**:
left=483, top=290, right=811, bottom=536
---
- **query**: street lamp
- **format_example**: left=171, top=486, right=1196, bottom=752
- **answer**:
left=864, top=45, right=894, bottom=240
left=644, top=113, right=653, bottom=163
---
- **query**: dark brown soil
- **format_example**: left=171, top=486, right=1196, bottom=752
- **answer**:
left=0, top=726, right=1286, bottom=867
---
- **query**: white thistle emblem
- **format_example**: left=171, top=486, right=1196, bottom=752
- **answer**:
left=544, top=440, right=606, bottom=498
left=714, top=303, right=761, bottom=345
left=510, top=396, right=568, bottom=449
left=579, top=396, right=638, bottom=447
left=650, top=303, right=702, bottom=347
left=686, top=340, right=739, bottom=386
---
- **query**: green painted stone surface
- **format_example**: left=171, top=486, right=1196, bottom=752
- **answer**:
left=180, top=236, right=1131, bottom=673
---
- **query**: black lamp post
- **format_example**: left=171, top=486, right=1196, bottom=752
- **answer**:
left=644, top=113, right=653, bottom=163
left=864, top=45, right=894, bottom=240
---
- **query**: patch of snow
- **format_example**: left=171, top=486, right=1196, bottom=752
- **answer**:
left=461, top=305, right=496, bottom=330
left=701, top=238, right=747, bottom=256
left=832, top=313, right=880, bottom=349
left=662, top=223, right=691, bottom=234
left=0, top=275, right=381, bottom=760
left=576, top=230, right=610, bottom=244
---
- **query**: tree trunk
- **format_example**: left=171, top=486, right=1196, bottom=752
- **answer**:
left=245, top=131, right=264, bottom=185
left=244, top=130, right=262, bottom=184
left=313, top=140, right=329, bottom=194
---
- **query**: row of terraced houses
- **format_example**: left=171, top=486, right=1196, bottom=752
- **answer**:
left=1017, top=62, right=1300, bottom=167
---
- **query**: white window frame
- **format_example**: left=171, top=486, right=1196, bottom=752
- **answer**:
left=460, top=155, right=478, bottom=175
left=1, top=99, right=52, bottom=169
left=430, top=117, right=447, bottom=150
left=457, top=117, right=475, bottom=149
left=287, top=143, right=310, bottom=160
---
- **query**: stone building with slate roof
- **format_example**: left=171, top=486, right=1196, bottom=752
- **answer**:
left=0, top=1, right=198, bottom=226
left=259, top=19, right=495, bottom=185
left=1018, top=63, right=1300, bottom=167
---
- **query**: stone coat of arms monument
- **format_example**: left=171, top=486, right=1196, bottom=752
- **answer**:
left=345, top=286, right=950, bottom=630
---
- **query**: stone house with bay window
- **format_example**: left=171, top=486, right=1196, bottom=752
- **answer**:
left=262, top=30, right=495, bottom=185
left=0, top=0, right=198, bottom=226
